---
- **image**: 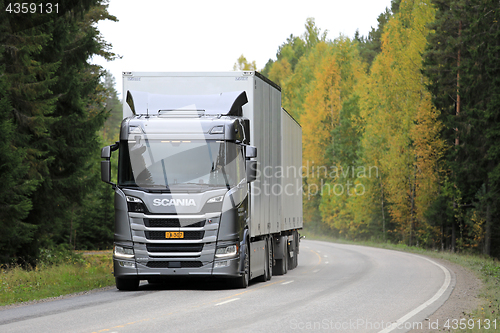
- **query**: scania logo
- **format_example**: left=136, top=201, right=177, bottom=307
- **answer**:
left=153, top=198, right=196, bottom=207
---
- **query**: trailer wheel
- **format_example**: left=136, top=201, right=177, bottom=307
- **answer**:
left=284, top=248, right=288, bottom=274
left=293, top=231, right=299, bottom=269
left=234, top=241, right=249, bottom=288
left=266, top=237, right=273, bottom=281
left=288, top=245, right=294, bottom=270
left=115, top=277, right=139, bottom=291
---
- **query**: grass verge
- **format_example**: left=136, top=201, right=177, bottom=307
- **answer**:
left=301, top=230, right=500, bottom=332
left=0, top=251, right=115, bottom=306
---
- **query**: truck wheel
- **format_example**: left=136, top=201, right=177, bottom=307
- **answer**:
left=266, top=238, right=272, bottom=281
left=293, top=236, right=299, bottom=269
left=292, top=252, right=297, bottom=269
left=284, top=249, right=288, bottom=274
left=115, top=277, right=139, bottom=291
left=234, top=241, right=249, bottom=288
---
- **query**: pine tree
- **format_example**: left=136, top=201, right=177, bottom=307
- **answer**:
left=26, top=1, right=118, bottom=252
left=425, top=0, right=500, bottom=256
left=0, top=0, right=60, bottom=261
left=0, top=0, right=118, bottom=262
left=455, top=0, right=500, bottom=256
left=0, top=44, right=39, bottom=262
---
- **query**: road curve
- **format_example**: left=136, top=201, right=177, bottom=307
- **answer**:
left=0, top=240, right=454, bottom=333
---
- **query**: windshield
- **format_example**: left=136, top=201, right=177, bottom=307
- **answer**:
left=118, top=137, right=245, bottom=191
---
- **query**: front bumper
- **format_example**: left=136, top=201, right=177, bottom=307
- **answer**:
left=113, top=255, right=241, bottom=278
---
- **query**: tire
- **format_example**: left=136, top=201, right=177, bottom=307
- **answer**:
left=115, top=277, right=139, bottom=291
left=284, top=249, right=288, bottom=274
left=290, top=233, right=298, bottom=270
left=293, top=234, right=299, bottom=269
left=266, top=238, right=272, bottom=281
left=234, top=241, right=249, bottom=288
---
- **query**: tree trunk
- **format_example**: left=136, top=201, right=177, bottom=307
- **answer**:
left=484, top=181, right=491, bottom=256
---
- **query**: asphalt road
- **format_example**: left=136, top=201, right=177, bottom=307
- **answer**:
left=0, top=240, right=454, bottom=333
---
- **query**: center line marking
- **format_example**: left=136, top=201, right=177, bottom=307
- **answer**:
left=215, top=298, right=240, bottom=306
left=282, top=280, right=294, bottom=285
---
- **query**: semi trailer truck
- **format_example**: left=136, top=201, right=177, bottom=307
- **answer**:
left=101, top=71, right=302, bottom=290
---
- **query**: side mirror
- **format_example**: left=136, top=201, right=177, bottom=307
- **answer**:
left=246, top=160, right=257, bottom=183
left=101, top=144, right=118, bottom=185
left=101, top=160, right=112, bottom=184
left=245, top=146, right=257, bottom=159
left=101, top=145, right=111, bottom=159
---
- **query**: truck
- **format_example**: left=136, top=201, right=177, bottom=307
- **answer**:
left=101, top=71, right=302, bottom=290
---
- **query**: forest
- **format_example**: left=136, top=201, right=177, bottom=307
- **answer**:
left=1, top=0, right=499, bottom=265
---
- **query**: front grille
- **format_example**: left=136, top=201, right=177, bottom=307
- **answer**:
left=146, top=261, right=203, bottom=268
left=144, top=218, right=205, bottom=228
left=146, top=244, right=204, bottom=253
left=145, top=231, right=205, bottom=240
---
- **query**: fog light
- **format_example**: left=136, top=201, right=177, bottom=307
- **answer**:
left=214, top=260, right=229, bottom=268
left=118, top=261, right=136, bottom=268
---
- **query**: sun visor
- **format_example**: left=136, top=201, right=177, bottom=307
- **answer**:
left=126, top=90, right=248, bottom=116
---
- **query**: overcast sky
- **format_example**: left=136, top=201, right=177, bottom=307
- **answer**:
left=92, top=0, right=393, bottom=95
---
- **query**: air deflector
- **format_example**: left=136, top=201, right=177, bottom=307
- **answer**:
left=126, top=90, right=248, bottom=116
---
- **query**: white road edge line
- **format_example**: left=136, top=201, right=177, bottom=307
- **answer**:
left=282, top=280, right=294, bottom=285
left=377, top=255, right=452, bottom=333
left=215, top=298, right=240, bottom=306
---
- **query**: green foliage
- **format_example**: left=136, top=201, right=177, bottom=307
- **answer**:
left=0, top=59, right=40, bottom=263
left=354, top=0, right=401, bottom=69
left=0, top=0, right=118, bottom=264
left=424, top=0, right=500, bottom=256
left=101, top=70, right=122, bottom=143
left=0, top=250, right=113, bottom=305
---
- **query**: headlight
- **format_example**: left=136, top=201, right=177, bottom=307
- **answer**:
left=207, top=195, right=223, bottom=204
left=215, top=244, right=238, bottom=258
left=114, top=245, right=135, bottom=259
left=126, top=196, right=147, bottom=213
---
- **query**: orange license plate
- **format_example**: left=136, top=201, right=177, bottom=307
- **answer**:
left=165, top=232, right=184, bottom=239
